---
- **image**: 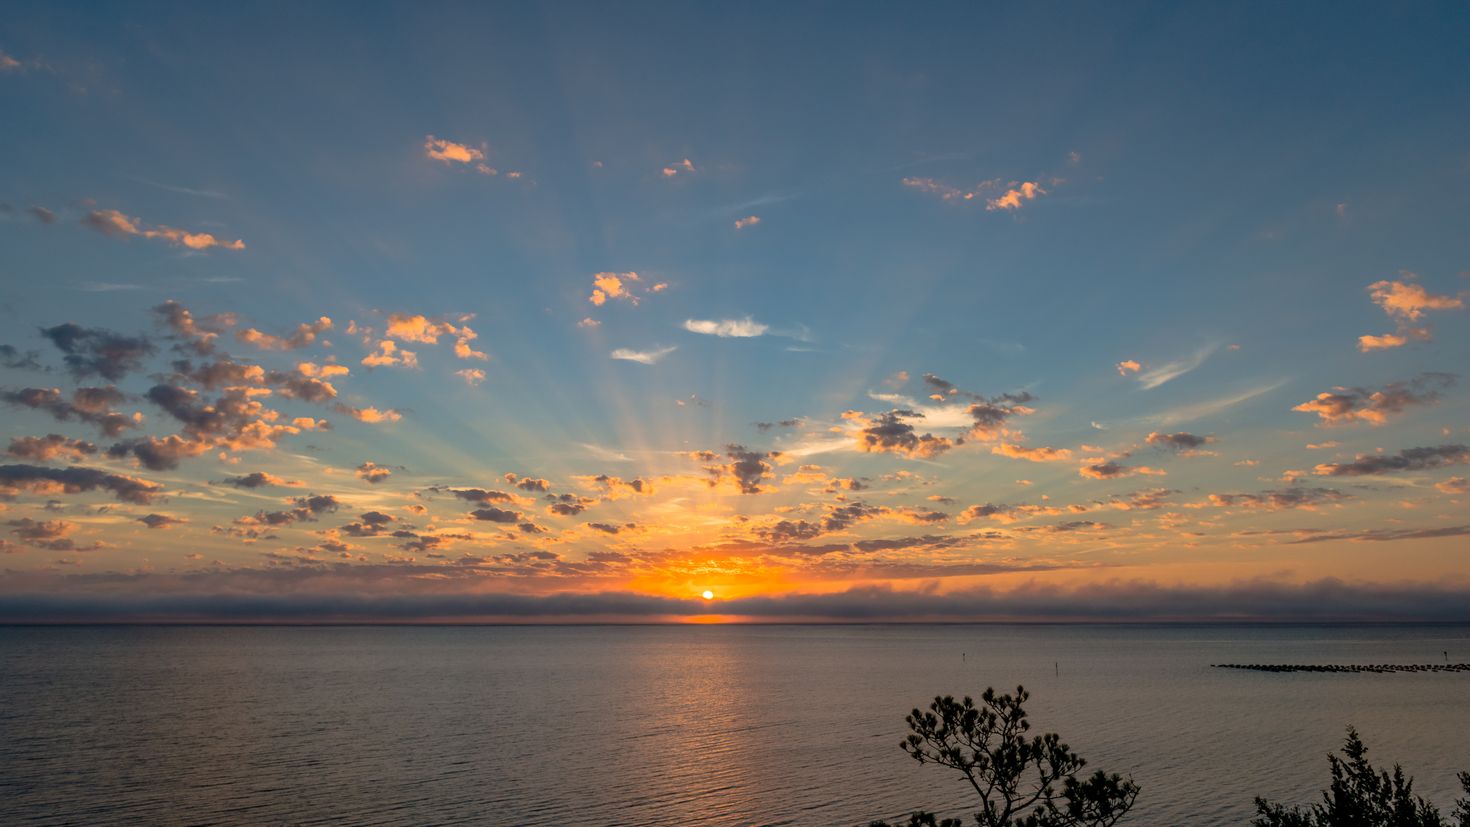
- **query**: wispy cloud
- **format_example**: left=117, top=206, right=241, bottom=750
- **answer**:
left=1133, top=343, right=1220, bottom=389
left=611, top=346, right=676, bottom=365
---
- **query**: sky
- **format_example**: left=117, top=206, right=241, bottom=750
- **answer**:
left=2, top=2, right=1469, bottom=622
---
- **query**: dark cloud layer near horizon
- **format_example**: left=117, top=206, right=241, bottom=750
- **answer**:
left=4, top=578, right=1470, bottom=623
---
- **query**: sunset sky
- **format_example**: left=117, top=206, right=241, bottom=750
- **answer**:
left=2, top=3, right=1469, bottom=621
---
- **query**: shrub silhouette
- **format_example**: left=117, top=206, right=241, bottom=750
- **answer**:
left=1253, top=727, right=1470, bottom=827
left=871, top=686, right=1138, bottom=827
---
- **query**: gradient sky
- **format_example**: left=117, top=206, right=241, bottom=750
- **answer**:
left=3, top=2, right=1469, bottom=621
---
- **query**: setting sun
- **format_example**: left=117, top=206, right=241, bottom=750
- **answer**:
left=701, top=591, right=715, bottom=600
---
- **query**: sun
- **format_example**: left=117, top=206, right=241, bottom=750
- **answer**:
left=701, top=590, right=715, bottom=600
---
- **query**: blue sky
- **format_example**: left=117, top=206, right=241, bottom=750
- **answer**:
left=2, top=2, right=1469, bottom=620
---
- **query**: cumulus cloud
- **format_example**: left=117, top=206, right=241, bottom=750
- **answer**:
left=1145, top=431, right=1217, bottom=455
left=661, top=158, right=696, bottom=177
left=588, top=272, right=666, bottom=307
left=0, top=344, right=44, bottom=371
left=682, top=317, right=769, bottom=338
left=851, top=409, right=954, bottom=459
left=383, top=313, right=486, bottom=360
left=696, top=444, right=782, bottom=494
left=41, top=324, right=155, bottom=381
left=1293, top=373, right=1454, bottom=426
left=334, top=404, right=402, bottom=424
left=1079, top=461, right=1166, bottom=480
left=1116, top=360, right=1141, bottom=376
left=236, top=317, right=332, bottom=351
left=1, top=386, right=138, bottom=437
left=734, top=215, right=761, bottom=230
left=361, top=339, right=418, bottom=368
left=82, top=209, right=244, bottom=251
left=7, top=434, right=97, bottom=461
left=0, top=463, right=163, bottom=504
left=424, top=135, right=485, bottom=165
left=1359, top=276, right=1466, bottom=351
left=137, top=513, right=186, bottom=529
left=355, top=461, right=392, bottom=484
left=611, top=346, right=676, bottom=365
left=219, top=471, right=297, bottom=489
left=456, top=368, right=486, bottom=386
left=152, top=300, right=236, bottom=356
left=1313, top=445, right=1470, bottom=477
left=987, top=181, right=1046, bottom=211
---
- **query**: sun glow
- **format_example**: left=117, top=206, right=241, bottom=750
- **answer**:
left=701, top=590, right=715, bottom=600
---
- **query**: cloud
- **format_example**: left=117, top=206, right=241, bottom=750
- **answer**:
left=41, top=324, right=155, bottom=381
left=991, top=443, right=1073, bottom=462
left=355, top=461, right=392, bottom=484
left=8, top=579, right=1470, bottom=622
left=661, top=158, right=696, bottom=177
left=1284, top=525, right=1470, bottom=544
left=987, top=181, right=1046, bottom=211
left=137, top=513, right=186, bottom=529
left=0, top=345, right=44, bottom=371
left=1313, top=445, right=1470, bottom=477
left=1132, top=344, right=1219, bottom=390
left=1145, top=431, right=1217, bottom=454
left=236, top=317, right=332, bottom=351
left=1359, top=276, right=1466, bottom=350
left=1436, top=477, right=1469, bottom=494
left=1116, top=360, right=1141, bottom=376
left=695, top=445, right=781, bottom=494
left=383, top=313, right=486, bottom=360
left=734, top=215, right=761, bottom=230
left=219, top=471, right=296, bottom=489
left=1293, top=372, right=1454, bottom=426
left=682, top=317, right=769, bottom=338
left=334, top=404, right=402, bottom=424
left=424, top=135, right=485, bottom=164
left=1079, top=461, right=1166, bottom=480
left=851, top=409, right=955, bottom=459
left=610, top=346, right=676, bottom=365
left=81, top=209, right=244, bottom=251
left=153, top=300, right=236, bottom=356
left=7, top=434, right=97, bottom=461
left=456, top=368, right=486, bottom=386
left=1, top=387, right=138, bottom=437
left=587, top=272, right=665, bottom=307
left=0, top=464, right=163, bottom=504
left=1207, top=487, right=1348, bottom=510
left=361, top=339, right=418, bottom=368
left=1367, top=277, right=1465, bottom=322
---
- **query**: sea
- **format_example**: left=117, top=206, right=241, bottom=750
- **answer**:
left=2, top=624, right=1468, bottom=826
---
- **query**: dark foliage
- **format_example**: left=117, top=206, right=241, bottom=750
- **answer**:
left=1253, top=728, right=1470, bottom=827
left=872, top=686, right=1138, bottom=827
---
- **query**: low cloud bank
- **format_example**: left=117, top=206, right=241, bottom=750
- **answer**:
left=3, top=578, right=1469, bottom=623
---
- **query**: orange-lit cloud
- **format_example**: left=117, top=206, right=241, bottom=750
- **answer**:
left=236, top=317, right=332, bottom=351
left=82, top=208, right=244, bottom=251
left=987, top=181, right=1046, bottom=211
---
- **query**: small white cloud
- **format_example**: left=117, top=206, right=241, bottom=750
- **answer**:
left=682, top=317, right=769, bottom=338
left=611, top=346, right=677, bottom=365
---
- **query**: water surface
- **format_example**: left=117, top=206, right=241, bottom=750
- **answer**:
left=3, top=624, right=1468, bottom=825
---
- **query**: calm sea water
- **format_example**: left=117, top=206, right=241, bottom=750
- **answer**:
left=2, top=624, right=1468, bottom=826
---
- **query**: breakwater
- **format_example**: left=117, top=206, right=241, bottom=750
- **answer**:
left=1212, top=662, right=1470, bottom=674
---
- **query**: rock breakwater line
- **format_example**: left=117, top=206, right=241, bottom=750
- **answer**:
left=1212, top=662, right=1470, bottom=674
